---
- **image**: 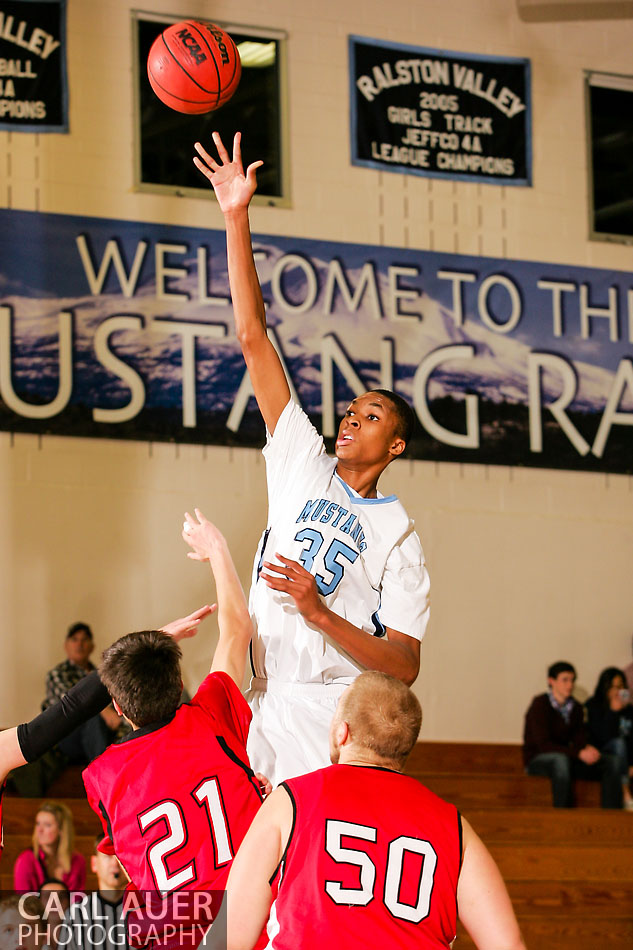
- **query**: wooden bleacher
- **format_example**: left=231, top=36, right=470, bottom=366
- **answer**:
left=405, top=742, right=633, bottom=948
left=3, top=742, right=633, bottom=948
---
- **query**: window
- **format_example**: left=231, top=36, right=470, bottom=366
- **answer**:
left=586, top=71, right=633, bottom=243
left=133, top=13, right=288, bottom=204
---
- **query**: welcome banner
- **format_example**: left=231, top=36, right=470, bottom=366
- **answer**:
left=0, top=209, right=631, bottom=473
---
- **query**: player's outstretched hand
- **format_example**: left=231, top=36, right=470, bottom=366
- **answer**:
left=193, top=131, right=263, bottom=214
left=183, top=508, right=229, bottom=563
left=160, top=604, right=216, bottom=642
left=260, top=555, right=325, bottom=626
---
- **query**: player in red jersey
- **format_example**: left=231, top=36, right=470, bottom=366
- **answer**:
left=226, top=671, right=526, bottom=950
left=82, top=510, right=268, bottom=950
left=0, top=608, right=210, bottom=862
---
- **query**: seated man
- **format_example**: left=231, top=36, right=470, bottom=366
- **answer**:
left=63, top=835, right=129, bottom=950
left=523, top=660, right=622, bottom=808
left=42, top=622, right=121, bottom=764
left=226, top=671, right=526, bottom=950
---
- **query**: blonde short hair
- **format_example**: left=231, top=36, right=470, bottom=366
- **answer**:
left=338, top=671, right=422, bottom=766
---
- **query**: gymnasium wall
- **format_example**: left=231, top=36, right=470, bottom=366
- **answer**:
left=1, top=0, right=632, bottom=742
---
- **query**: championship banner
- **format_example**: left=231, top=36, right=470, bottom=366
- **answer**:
left=0, top=0, right=67, bottom=131
left=350, top=35, right=531, bottom=186
left=0, top=208, right=632, bottom=474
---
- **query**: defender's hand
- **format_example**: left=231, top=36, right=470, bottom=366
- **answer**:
left=183, top=509, right=228, bottom=563
left=160, top=604, right=216, bottom=641
left=255, top=772, right=273, bottom=799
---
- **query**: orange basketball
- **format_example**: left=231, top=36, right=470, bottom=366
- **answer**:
left=147, top=20, right=241, bottom=114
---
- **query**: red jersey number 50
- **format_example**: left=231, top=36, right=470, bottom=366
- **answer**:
left=324, top=819, right=438, bottom=923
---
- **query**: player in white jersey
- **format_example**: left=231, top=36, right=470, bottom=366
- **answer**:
left=194, top=133, right=430, bottom=785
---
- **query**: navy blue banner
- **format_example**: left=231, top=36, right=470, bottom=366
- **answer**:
left=349, top=36, right=531, bottom=186
left=0, top=208, right=631, bottom=472
left=0, top=0, right=67, bottom=131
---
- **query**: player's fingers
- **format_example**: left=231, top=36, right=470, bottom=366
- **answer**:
left=212, top=130, right=231, bottom=164
left=254, top=772, right=272, bottom=797
left=276, top=554, right=308, bottom=574
left=232, top=131, right=242, bottom=165
left=262, top=561, right=295, bottom=580
left=260, top=572, right=289, bottom=592
left=187, top=604, right=214, bottom=621
left=193, top=507, right=208, bottom=525
left=194, top=142, right=217, bottom=168
left=193, top=156, right=214, bottom=183
left=186, top=552, right=206, bottom=561
left=245, top=160, right=264, bottom=186
left=182, top=526, right=195, bottom=542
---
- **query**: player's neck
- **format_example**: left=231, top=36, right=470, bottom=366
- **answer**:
left=338, top=748, right=403, bottom=772
left=334, top=462, right=385, bottom=498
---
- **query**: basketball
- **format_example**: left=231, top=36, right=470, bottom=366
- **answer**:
left=147, top=20, right=241, bottom=114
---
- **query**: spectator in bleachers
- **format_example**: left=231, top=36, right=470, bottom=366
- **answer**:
left=0, top=894, right=46, bottom=950
left=585, top=667, right=633, bottom=810
left=42, top=623, right=121, bottom=765
left=13, top=801, right=86, bottom=892
left=63, top=835, right=129, bottom=950
left=523, top=660, right=622, bottom=808
left=39, top=880, right=71, bottom=950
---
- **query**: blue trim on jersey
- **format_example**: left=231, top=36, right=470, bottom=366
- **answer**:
left=333, top=472, right=397, bottom=505
left=256, top=527, right=271, bottom=580
left=371, top=610, right=386, bottom=638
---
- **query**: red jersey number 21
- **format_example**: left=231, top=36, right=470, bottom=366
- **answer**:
left=138, top=777, right=232, bottom=893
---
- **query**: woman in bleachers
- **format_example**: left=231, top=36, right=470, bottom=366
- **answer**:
left=13, top=801, right=86, bottom=891
left=585, top=667, right=633, bottom=810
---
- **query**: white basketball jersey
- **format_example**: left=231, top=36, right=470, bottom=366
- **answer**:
left=249, top=400, right=430, bottom=684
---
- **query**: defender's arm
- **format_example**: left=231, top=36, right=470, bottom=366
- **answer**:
left=182, top=509, right=253, bottom=686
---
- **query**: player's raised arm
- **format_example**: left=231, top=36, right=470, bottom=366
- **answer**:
left=182, top=508, right=253, bottom=686
left=193, top=132, right=291, bottom=434
left=457, top=817, right=526, bottom=950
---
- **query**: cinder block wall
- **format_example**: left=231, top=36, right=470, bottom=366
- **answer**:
left=1, top=0, right=632, bottom=740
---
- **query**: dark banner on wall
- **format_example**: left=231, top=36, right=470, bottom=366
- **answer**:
left=0, top=0, right=67, bottom=131
left=350, top=35, right=531, bottom=186
left=0, top=208, right=632, bottom=473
